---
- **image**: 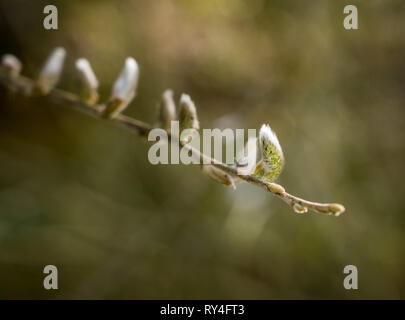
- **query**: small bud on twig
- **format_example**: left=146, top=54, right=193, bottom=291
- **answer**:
left=293, top=203, right=308, bottom=214
left=159, top=89, right=176, bottom=131
left=102, top=57, right=139, bottom=119
left=179, top=94, right=199, bottom=143
left=202, top=165, right=236, bottom=189
left=254, top=124, right=284, bottom=182
left=75, top=58, right=99, bottom=105
left=235, top=137, right=259, bottom=175
left=35, top=47, right=66, bottom=94
left=1, top=54, right=22, bottom=78
left=328, top=203, right=345, bottom=216
left=266, top=182, right=285, bottom=194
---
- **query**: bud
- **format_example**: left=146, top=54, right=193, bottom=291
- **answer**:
left=254, top=124, right=284, bottom=182
left=159, top=89, right=176, bottom=131
left=328, top=203, right=345, bottom=216
left=102, top=57, right=139, bottom=119
left=35, top=47, right=66, bottom=94
left=202, top=165, right=236, bottom=189
left=293, top=203, right=308, bottom=214
left=1, top=54, right=22, bottom=77
left=75, top=58, right=99, bottom=104
left=235, top=137, right=259, bottom=175
left=266, top=182, right=285, bottom=194
left=179, top=93, right=199, bottom=133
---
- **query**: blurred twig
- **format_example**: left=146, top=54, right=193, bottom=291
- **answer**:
left=0, top=65, right=345, bottom=216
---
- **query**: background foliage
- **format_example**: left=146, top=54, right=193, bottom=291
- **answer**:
left=0, top=0, right=404, bottom=299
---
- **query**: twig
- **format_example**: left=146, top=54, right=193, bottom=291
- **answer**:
left=0, top=65, right=345, bottom=216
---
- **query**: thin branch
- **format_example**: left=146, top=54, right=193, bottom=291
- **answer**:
left=0, top=66, right=345, bottom=216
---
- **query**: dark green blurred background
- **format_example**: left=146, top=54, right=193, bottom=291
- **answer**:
left=0, top=0, right=404, bottom=299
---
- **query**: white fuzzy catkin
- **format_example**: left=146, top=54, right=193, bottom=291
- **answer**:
left=37, top=47, right=66, bottom=94
left=159, top=89, right=176, bottom=131
left=259, top=124, right=283, bottom=157
left=179, top=93, right=199, bottom=131
left=1, top=54, right=22, bottom=77
left=101, top=57, right=139, bottom=118
left=111, top=57, right=139, bottom=101
left=75, top=58, right=99, bottom=104
left=75, top=58, right=99, bottom=90
left=255, top=124, right=284, bottom=182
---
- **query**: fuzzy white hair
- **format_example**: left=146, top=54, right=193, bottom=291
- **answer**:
left=75, top=58, right=99, bottom=89
left=112, top=57, right=139, bottom=101
left=259, top=124, right=283, bottom=155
